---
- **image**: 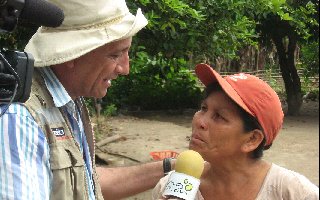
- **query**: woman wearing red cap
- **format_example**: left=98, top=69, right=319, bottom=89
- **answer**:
left=153, top=63, right=318, bottom=200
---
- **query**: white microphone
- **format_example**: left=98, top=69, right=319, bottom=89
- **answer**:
left=163, top=150, right=204, bottom=200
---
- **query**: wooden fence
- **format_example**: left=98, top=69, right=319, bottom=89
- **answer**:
left=192, top=69, right=319, bottom=90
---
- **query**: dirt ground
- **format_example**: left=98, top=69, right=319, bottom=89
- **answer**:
left=94, top=101, right=319, bottom=200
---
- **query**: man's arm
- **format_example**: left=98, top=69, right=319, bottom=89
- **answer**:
left=97, top=160, right=171, bottom=199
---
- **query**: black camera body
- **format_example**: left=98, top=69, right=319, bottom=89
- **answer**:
left=0, top=50, right=34, bottom=102
left=1, top=0, right=34, bottom=103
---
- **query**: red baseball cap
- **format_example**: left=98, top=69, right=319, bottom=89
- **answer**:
left=195, top=63, right=284, bottom=146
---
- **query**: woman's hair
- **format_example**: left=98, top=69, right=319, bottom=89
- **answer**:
left=204, top=83, right=271, bottom=159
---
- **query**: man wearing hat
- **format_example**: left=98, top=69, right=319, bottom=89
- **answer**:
left=0, top=0, right=172, bottom=199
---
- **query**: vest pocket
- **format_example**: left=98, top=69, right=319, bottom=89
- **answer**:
left=49, top=143, right=88, bottom=200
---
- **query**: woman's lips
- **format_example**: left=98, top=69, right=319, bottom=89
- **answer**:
left=191, top=134, right=205, bottom=144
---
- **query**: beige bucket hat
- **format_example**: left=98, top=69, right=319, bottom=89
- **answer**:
left=24, top=0, right=148, bottom=67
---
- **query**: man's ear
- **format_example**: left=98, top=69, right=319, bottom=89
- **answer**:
left=241, top=129, right=264, bottom=153
left=65, top=60, right=75, bottom=69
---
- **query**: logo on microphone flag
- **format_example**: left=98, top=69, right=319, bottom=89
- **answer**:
left=163, top=172, right=200, bottom=200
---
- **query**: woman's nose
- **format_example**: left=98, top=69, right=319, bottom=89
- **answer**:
left=199, top=118, right=208, bottom=130
left=194, top=113, right=208, bottom=130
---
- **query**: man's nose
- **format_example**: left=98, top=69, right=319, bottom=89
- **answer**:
left=116, top=53, right=130, bottom=75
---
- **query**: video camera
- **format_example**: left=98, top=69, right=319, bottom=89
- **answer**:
left=0, top=0, right=64, bottom=105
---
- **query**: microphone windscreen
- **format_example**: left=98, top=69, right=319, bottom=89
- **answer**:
left=175, top=150, right=204, bottom=179
left=20, top=0, right=64, bottom=27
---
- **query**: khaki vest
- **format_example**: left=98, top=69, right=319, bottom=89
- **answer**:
left=24, top=69, right=104, bottom=200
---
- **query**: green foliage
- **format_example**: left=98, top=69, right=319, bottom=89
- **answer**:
left=2, top=1, right=318, bottom=114
left=0, top=33, right=17, bottom=49
left=258, top=0, right=318, bottom=42
left=296, top=40, right=319, bottom=95
left=104, top=0, right=318, bottom=113
left=194, top=0, right=260, bottom=57
left=262, top=68, right=286, bottom=100
left=102, top=104, right=118, bottom=116
left=83, top=98, right=96, bottom=117
left=0, top=26, right=37, bottom=50
left=299, top=40, right=319, bottom=76
left=103, top=50, right=202, bottom=111
left=127, top=0, right=205, bottom=60
left=131, top=0, right=315, bottom=65
left=280, top=1, right=318, bottom=39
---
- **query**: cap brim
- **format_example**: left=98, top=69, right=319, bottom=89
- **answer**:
left=195, top=63, right=254, bottom=116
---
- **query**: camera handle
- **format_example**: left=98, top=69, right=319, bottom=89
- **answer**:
left=0, top=52, right=20, bottom=117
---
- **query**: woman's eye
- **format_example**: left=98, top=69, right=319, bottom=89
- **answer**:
left=200, top=105, right=207, bottom=111
left=213, top=113, right=224, bottom=120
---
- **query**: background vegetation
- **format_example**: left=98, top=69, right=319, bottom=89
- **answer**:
left=1, top=0, right=319, bottom=116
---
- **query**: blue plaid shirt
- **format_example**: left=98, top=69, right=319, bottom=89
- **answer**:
left=0, top=67, right=95, bottom=199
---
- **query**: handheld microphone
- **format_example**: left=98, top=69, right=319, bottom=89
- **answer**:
left=163, top=150, right=204, bottom=200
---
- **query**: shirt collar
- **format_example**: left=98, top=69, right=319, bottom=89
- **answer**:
left=39, top=67, right=73, bottom=108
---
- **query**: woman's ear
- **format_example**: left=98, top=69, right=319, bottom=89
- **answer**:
left=241, top=129, right=264, bottom=153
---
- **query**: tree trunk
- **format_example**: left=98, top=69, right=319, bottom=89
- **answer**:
left=215, top=57, right=224, bottom=72
left=258, top=46, right=267, bottom=70
left=230, top=59, right=241, bottom=72
left=272, top=35, right=302, bottom=116
left=255, top=47, right=260, bottom=71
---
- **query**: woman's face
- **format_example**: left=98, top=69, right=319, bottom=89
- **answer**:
left=190, top=90, right=248, bottom=161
